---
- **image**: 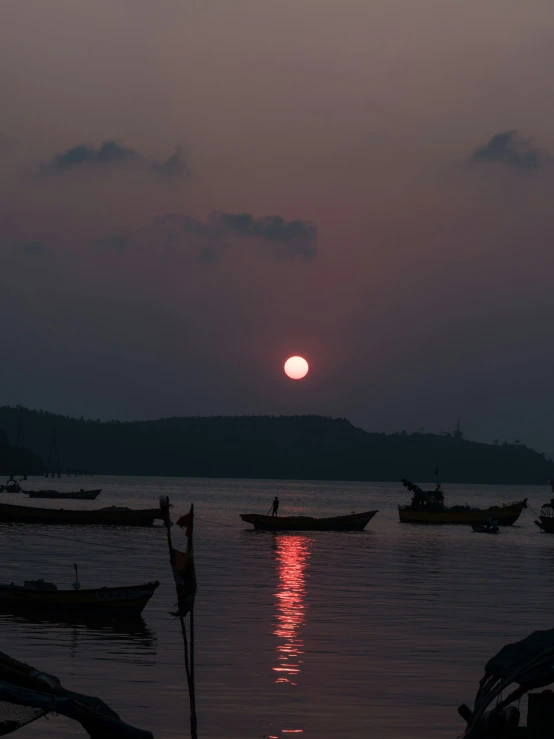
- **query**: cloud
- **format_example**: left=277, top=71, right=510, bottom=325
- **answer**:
left=98, top=211, right=318, bottom=262
left=15, top=241, right=52, bottom=257
left=39, top=141, right=190, bottom=180
left=213, top=213, right=317, bottom=259
left=469, top=131, right=548, bottom=171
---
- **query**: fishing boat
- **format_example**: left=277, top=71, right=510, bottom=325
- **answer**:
left=0, top=580, right=159, bottom=619
left=240, top=509, right=378, bottom=531
left=0, top=651, right=153, bottom=737
left=398, top=478, right=527, bottom=525
left=0, top=502, right=163, bottom=526
left=24, top=488, right=102, bottom=500
left=458, top=628, right=554, bottom=738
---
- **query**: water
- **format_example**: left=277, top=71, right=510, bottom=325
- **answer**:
left=0, top=477, right=550, bottom=738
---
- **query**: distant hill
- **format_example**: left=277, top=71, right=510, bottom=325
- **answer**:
left=0, top=406, right=552, bottom=484
left=0, top=425, right=46, bottom=476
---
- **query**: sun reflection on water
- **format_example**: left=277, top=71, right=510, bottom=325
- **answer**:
left=272, top=534, right=312, bottom=687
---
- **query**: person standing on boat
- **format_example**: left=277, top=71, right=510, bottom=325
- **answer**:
left=271, top=496, right=279, bottom=516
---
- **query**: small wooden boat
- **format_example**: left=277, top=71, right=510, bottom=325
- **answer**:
left=471, top=521, right=499, bottom=534
left=25, top=488, right=102, bottom=500
left=240, top=510, right=378, bottom=531
left=0, top=580, right=159, bottom=619
left=398, top=480, right=527, bottom=525
left=0, top=502, right=163, bottom=526
left=1, top=479, right=22, bottom=493
left=0, top=651, right=153, bottom=738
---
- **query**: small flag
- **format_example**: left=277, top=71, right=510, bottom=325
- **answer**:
left=176, top=512, right=192, bottom=537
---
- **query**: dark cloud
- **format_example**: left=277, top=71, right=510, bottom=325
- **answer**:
left=98, top=211, right=318, bottom=262
left=39, top=141, right=190, bottom=180
left=15, top=241, right=52, bottom=257
left=214, top=213, right=317, bottom=258
left=469, top=131, right=547, bottom=171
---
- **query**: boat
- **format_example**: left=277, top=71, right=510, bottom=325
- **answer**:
left=0, top=502, right=163, bottom=526
left=0, top=580, right=159, bottom=619
left=24, top=488, right=102, bottom=500
left=1, top=479, right=22, bottom=493
left=240, top=510, right=378, bottom=531
left=458, top=628, right=554, bottom=738
left=534, top=498, right=554, bottom=532
left=0, top=651, right=153, bottom=737
left=398, top=478, right=527, bottom=525
left=471, top=520, right=500, bottom=534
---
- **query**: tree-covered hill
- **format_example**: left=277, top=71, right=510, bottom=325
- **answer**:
left=0, top=406, right=551, bottom=484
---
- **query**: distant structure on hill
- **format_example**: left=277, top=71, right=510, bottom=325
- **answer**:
left=0, top=406, right=551, bottom=484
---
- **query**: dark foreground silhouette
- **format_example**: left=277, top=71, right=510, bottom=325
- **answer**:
left=1, top=406, right=553, bottom=484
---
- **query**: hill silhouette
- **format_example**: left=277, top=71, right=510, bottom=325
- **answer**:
left=0, top=425, right=46, bottom=476
left=0, top=406, right=552, bottom=484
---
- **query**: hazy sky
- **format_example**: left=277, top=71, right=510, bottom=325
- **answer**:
left=2, top=0, right=554, bottom=452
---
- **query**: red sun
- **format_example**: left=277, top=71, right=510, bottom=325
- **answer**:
left=284, top=356, right=309, bottom=380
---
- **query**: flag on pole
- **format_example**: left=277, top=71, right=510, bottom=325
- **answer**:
left=170, top=546, right=197, bottom=616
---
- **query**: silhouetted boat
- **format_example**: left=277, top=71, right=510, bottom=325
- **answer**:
left=25, top=488, right=101, bottom=500
left=0, top=502, right=163, bottom=526
left=0, top=580, right=159, bottom=619
left=535, top=498, right=554, bottom=532
left=471, top=521, right=500, bottom=534
left=398, top=479, right=526, bottom=525
left=0, top=651, right=153, bottom=737
left=458, top=628, right=554, bottom=738
left=240, top=510, right=378, bottom=531
left=1, top=479, right=22, bottom=493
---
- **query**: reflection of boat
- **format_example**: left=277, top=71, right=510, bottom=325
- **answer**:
left=240, top=510, right=378, bottom=531
left=0, top=502, right=163, bottom=525
left=458, top=628, right=554, bottom=738
left=272, top=535, right=311, bottom=685
left=0, top=611, right=157, bottom=646
left=0, top=581, right=159, bottom=619
left=25, top=488, right=102, bottom=500
left=398, top=479, right=526, bottom=525
left=0, top=651, right=153, bottom=738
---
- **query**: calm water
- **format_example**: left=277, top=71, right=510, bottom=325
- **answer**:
left=0, top=477, right=551, bottom=738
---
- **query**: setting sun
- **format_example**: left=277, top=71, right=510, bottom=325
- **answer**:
left=284, top=356, right=309, bottom=380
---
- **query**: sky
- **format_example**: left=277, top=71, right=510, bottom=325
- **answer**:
left=1, top=0, right=554, bottom=452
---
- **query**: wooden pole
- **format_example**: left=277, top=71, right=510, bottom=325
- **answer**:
left=188, top=504, right=198, bottom=738
left=160, top=497, right=198, bottom=739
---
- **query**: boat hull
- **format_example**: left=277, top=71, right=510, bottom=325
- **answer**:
left=0, top=582, right=159, bottom=619
left=398, top=499, right=527, bottom=525
left=535, top=516, right=554, bottom=533
left=25, top=489, right=102, bottom=500
left=0, top=502, right=162, bottom=526
left=240, top=510, right=378, bottom=531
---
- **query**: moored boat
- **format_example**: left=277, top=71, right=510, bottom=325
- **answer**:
left=471, top=521, right=500, bottom=534
left=0, top=580, right=159, bottom=619
left=240, top=509, right=378, bottom=531
left=398, top=478, right=527, bottom=525
left=535, top=498, right=554, bottom=532
left=0, top=502, right=163, bottom=526
left=25, top=488, right=102, bottom=500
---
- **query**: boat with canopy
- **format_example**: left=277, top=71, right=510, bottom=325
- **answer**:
left=398, top=478, right=527, bottom=525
